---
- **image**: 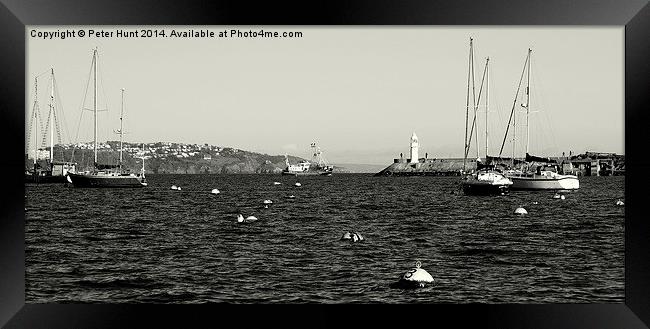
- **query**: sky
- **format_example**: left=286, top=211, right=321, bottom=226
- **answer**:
left=26, top=26, right=623, bottom=165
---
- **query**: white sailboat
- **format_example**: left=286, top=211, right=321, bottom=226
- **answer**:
left=67, top=48, right=147, bottom=188
left=499, top=48, right=579, bottom=191
left=461, top=38, right=513, bottom=196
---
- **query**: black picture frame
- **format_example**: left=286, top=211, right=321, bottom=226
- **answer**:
left=1, top=0, right=649, bottom=328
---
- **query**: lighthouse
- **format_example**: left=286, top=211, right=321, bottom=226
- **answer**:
left=410, top=132, right=419, bottom=163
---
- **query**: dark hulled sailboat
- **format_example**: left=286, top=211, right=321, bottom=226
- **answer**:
left=67, top=48, right=147, bottom=188
left=460, top=38, right=513, bottom=196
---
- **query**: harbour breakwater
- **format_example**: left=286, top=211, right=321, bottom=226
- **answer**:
left=374, top=158, right=470, bottom=176
left=374, top=152, right=625, bottom=177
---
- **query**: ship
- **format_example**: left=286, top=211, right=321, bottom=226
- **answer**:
left=25, top=68, right=78, bottom=184
left=496, top=48, right=578, bottom=191
left=67, top=48, right=147, bottom=188
left=281, top=143, right=334, bottom=176
left=505, top=154, right=579, bottom=190
left=25, top=159, right=77, bottom=184
left=459, top=38, right=513, bottom=196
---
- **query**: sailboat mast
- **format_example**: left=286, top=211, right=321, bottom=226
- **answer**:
left=499, top=49, right=529, bottom=168
left=93, top=48, right=98, bottom=166
left=141, top=143, right=145, bottom=175
left=463, top=38, right=472, bottom=172
left=485, top=57, right=489, bottom=160
left=119, top=88, right=124, bottom=170
left=49, top=68, right=54, bottom=163
left=33, top=77, right=38, bottom=165
left=471, top=42, right=478, bottom=162
left=525, top=48, right=532, bottom=156
left=512, top=103, right=516, bottom=167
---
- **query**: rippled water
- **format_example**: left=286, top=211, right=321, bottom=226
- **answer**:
left=25, top=174, right=624, bottom=303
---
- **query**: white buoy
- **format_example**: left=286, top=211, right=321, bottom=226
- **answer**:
left=560, top=195, right=565, bottom=200
left=237, top=214, right=258, bottom=222
left=171, top=185, right=178, bottom=190
left=394, top=261, right=434, bottom=288
left=295, top=182, right=302, bottom=187
left=273, top=182, right=282, bottom=185
left=211, top=189, right=220, bottom=194
left=177, top=186, right=182, bottom=191
left=341, top=232, right=364, bottom=242
left=532, top=201, right=539, bottom=205
left=616, top=199, right=624, bottom=206
left=263, top=199, right=273, bottom=204
left=514, top=207, right=528, bottom=215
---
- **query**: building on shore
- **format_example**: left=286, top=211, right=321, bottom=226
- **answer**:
left=566, top=152, right=624, bottom=176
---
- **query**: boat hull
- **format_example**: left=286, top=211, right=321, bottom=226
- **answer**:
left=509, top=175, right=579, bottom=190
left=68, top=172, right=146, bottom=188
left=462, top=180, right=511, bottom=196
left=281, top=170, right=332, bottom=176
left=24, top=173, right=67, bottom=184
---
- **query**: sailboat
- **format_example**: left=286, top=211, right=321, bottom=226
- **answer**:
left=461, top=38, right=513, bottom=196
left=282, top=142, right=334, bottom=176
left=25, top=68, right=77, bottom=184
left=67, top=48, right=147, bottom=188
left=498, top=48, right=579, bottom=191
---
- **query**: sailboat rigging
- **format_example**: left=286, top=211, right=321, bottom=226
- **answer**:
left=67, top=48, right=147, bottom=188
left=25, top=68, right=77, bottom=184
left=499, top=48, right=579, bottom=190
left=461, top=38, right=513, bottom=196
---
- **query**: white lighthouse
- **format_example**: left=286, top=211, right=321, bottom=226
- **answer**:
left=410, top=132, right=419, bottom=163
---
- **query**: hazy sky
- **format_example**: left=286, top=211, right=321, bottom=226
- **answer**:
left=27, top=26, right=623, bottom=165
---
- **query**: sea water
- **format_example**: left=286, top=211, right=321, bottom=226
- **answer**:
left=25, top=174, right=624, bottom=303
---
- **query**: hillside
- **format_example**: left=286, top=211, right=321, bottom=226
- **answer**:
left=39, top=141, right=348, bottom=174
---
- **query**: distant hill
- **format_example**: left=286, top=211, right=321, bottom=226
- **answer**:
left=38, top=142, right=347, bottom=175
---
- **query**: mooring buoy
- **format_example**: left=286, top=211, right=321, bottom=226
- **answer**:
left=390, top=261, right=434, bottom=289
left=514, top=207, right=528, bottom=215
left=237, top=214, right=258, bottom=223
left=341, top=232, right=364, bottom=242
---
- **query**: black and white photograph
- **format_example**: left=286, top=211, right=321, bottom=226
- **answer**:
left=22, top=26, right=627, bottom=304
